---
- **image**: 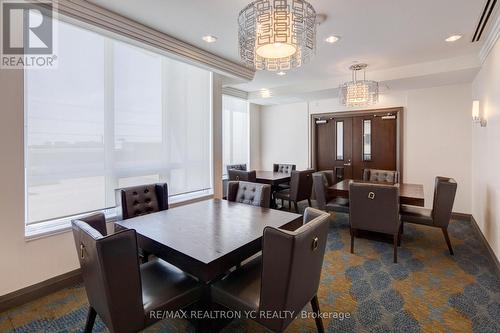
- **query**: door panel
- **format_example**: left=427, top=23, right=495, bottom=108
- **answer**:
left=314, top=111, right=398, bottom=183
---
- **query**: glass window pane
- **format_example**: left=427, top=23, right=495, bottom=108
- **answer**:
left=25, top=19, right=212, bottom=224
left=336, top=121, right=344, bottom=160
left=363, top=119, right=372, bottom=161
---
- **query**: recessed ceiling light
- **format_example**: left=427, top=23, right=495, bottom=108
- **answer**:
left=202, top=35, right=217, bottom=43
left=260, top=89, right=272, bottom=98
left=445, top=35, right=462, bottom=42
left=277, top=71, right=286, bottom=76
left=325, top=35, right=340, bottom=44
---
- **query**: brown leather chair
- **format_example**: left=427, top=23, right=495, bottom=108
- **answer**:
left=226, top=163, right=247, bottom=174
left=211, top=208, right=330, bottom=333
left=72, top=214, right=202, bottom=333
left=362, top=169, right=399, bottom=184
left=273, top=163, right=296, bottom=174
left=115, top=183, right=169, bottom=220
left=274, top=169, right=314, bottom=213
left=228, top=169, right=257, bottom=182
left=349, top=182, right=401, bottom=263
left=313, top=171, right=349, bottom=213
left=401, top=176, right=457, bottom=255
left=227, top=181, right=272, bottom=208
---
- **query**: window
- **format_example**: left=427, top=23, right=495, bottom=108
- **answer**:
left=222, top=95, right=249, bottom=177
left=336, top=121, right=344, bottom=160
left=363, top=119, right=372, bottom=161
left=25, top=20, right=212, bottom=227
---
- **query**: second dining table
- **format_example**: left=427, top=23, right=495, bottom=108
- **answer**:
left=328, top=179, right=425, bottom=206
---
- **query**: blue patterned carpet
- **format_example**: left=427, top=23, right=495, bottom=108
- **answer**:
left=1, top=212, right=499, bottom=332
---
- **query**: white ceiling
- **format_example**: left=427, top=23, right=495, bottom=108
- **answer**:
left=88, top=0, right=490, bottom=95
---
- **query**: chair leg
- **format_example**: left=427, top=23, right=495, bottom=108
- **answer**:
left=398, top=224, right=402, bottom=246
left=350, top=229, right=354, bottom=254
left=288, top=200, right=291, bottom=211
left=293, top=201, right=299, bottom=213
left=310, top=295, right=325, bottom=333
left=307, top=198, right=312, bottom=207
left=442, top=227, right=454, bottom=255
left=84, top=307, right=97, bottom=333
left=393, top=234, right=398, bottom=263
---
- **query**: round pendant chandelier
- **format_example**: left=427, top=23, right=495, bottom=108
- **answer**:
left=238, top=0, right=317, bottom=72
left=339, top=64, right=379, bottom=107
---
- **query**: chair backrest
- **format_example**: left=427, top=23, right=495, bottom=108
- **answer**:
left=71, top=218, right=144, bottom=333
left=349, top=182, right=400, bottom=235
left=115, top=183, right=169, bottom=220
left=273, top=163, right=296, bottom=174
left=289, top=169, right=314, bottom=202
left=226, top=164, right=247, bottom=174
left=259, top=208, right=330, bottom=332
left=431, top=177, right=457, bottom=227
left=228, top=169, right=257, bottom=182
left=362, top=169, right=399, bottom=184
left=78, top=212, right=108, bottom=236
left=312, top=171, right=333, bottom=210
left=227, top=181, right=271, bottom=208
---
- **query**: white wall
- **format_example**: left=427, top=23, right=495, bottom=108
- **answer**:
left=260, top=102, right=310, bottom=170
left=259, top=84, right=472, bottom=213
left=249, top=103, right=262, bottom=170
left=472, top=37, right=500, bottom=258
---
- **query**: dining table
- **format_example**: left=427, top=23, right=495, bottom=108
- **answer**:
left=114, top=198, right=302, bottom=283
left=255, top=170, right=291, bottom=186
left=329, top=179, right=425, bottom=207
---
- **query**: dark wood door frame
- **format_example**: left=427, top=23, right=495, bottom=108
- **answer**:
left=310, top=107, right=404, bottom=181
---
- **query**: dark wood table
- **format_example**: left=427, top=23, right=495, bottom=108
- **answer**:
left=329, top=179, right=425, bottom=207
left=115, top=199, right=302, bottom=283
left=255, top=171, right=291, bottom=185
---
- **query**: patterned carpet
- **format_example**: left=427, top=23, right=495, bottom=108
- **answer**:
left=1, top=212, right=499, bottom=333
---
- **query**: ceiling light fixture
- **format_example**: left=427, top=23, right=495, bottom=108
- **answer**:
left=445, top=34, right=462, bottom=42
left=260, top=89, right=272, bottom=98
left=202, top=35, right=217, bottom=43
left=238, top=0, right=317, bottom=72
left=325, top=35, right=340, bottom=44
left=339, top=63, right=379, bottom=107
left=277, top=71, right=286, bottom=76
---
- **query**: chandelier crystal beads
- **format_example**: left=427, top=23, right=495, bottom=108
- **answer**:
left=339, top=64, right=379, bottom=107
left=238, top=0, right=317, bottom=71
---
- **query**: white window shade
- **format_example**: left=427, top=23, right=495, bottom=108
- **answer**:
left=222, top=95, right=249, bottom=176
left=25, top=20, right=212, bottom=225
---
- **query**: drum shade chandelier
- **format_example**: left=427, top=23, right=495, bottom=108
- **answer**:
left=238, top=0, right=317, bottom=72
left=339, top=63, right=379, bottom=107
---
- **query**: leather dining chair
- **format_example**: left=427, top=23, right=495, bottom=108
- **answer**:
left=312, top=171, right=349, bottom=213
left=227, top=181, right=271, bottom=208
left=274, top=169, right=314, bottom=213
left=226, top=164, right=247, bottom=174
left=72, top=214, right=202, bottom=333
left=400, top=176, right=457, bottom=255
left=115, top=183, right=169, bottom=220
left=211, top=208, right=330, bottom=333
left=273, top=163, right=296, bottom=190
left=362, top=169, right=399, bottom=184
left=349, top=182, right=401, bottom=263
left=228, top=169, right=257, bottom=182
left=115, top=183, right=169, bottom=262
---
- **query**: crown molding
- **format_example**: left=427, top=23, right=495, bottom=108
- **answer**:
left=479, top=8, right=500, bottom=64
left=35, top=0, right=254, bottom=81
left=222, top=87, right=249, bottom=100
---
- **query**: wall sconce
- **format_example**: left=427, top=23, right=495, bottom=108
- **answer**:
left=472, top=100, right=487, bottom=127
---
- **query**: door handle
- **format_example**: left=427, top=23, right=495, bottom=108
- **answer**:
left=344, top=163, right=351, bottom=166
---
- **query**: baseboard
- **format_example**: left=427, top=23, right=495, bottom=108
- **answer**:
left=469, top=216, right=500, bottom=275
left=0, top=269, right=81, bottom=313
left=451, top=212, right=472, bottom=221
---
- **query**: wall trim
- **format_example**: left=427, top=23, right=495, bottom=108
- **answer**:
left=36, top=0, right=254, bottom=81
left=469, top=215, right=500, bottom=275
left=480, top=8, right=500, bottom=64
left=0, top=269, right=81, bottom=313
left=222, top=87, right=249, bottom=100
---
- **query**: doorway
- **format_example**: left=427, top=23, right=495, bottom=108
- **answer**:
left=312, top=107, right=402, bottom=183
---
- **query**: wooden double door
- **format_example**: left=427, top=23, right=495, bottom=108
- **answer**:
left=314, top=109, right=399, bottom=182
